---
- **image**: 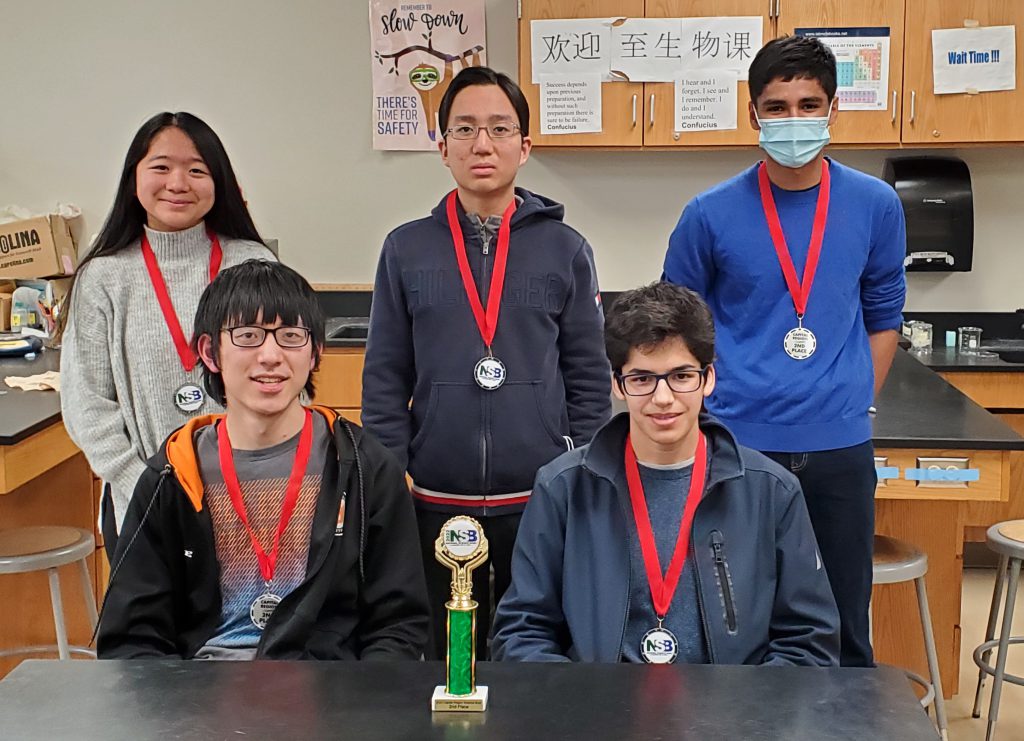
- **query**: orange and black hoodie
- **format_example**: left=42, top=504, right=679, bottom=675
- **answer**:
left=97, top=407, right=429, bottom=660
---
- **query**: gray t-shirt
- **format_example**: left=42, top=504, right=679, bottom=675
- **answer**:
left=192, top=412, right=331, bottom=659
left=621, top=458, right=708, bottom=664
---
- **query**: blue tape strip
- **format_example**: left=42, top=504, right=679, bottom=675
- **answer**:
left=875, top=466, right=900, bottom=480
left=904, top=468, right=980, bottom=482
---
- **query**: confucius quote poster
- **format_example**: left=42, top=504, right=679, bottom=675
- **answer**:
left=368, top=1, right=488, bottom=151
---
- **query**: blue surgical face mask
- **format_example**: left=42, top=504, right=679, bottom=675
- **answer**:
left=755, top=102, right=834, bottom=169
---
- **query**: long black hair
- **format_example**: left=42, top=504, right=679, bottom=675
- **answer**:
left=60, top=112, right=264, bottom=336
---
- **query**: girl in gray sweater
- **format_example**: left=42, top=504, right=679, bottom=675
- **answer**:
left=60, top=112, right=274, bottom=556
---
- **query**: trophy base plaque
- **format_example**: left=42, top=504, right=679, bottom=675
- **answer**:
left=431, top=685, right=489, bottom=712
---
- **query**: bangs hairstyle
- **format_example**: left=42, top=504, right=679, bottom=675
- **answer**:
left=192, top=260, right=326, bottom=406
left=59, top=111, right=263, bottom=340
left=438, top=66, right=530, bottom=137
left=605, top=282, right=716, bottom=374
left=748, top=35, right=838, bottom=104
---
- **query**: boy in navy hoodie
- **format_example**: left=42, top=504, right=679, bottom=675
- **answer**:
left=362, top=66, right=611, bottom=659
left=663, top=36, right=906, bottom=666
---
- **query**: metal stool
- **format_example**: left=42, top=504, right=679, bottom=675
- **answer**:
left=972, top=520, right=1024, bottom=741
left=0, top=526, right=98, bottom=661
left=872, top=535, right=948, bottom=741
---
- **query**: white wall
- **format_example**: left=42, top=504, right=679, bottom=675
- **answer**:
left=1, top=1, right=1022, bottom=310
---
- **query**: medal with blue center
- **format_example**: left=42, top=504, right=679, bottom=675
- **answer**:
left=445, top=190, right=515, bottom=392
left=218, top=409, right=314, bottom=631
left=757, top=159, right=831, bottom=362
left=625, top=431, right=708, bottom=664
left=141, top=229, right=222, bottom=410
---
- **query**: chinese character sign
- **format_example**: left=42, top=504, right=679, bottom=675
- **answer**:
left=531, top=19, right=612, bottom=83
left=369, top=1, right=487, bottom=151
left=611, top=18, right=685, bottom=82
left=679, top=17, right=763, bottom=81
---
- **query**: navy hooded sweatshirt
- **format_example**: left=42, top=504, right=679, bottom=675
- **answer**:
left=362, top=188, right=611, bottom=514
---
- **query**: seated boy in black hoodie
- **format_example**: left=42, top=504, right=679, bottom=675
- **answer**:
left=98, top=260, right=429, bottom=659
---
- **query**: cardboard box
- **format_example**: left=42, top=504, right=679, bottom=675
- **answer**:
left=0, top=292, right=11, bottom=332
left=0, top=215, right=78, bottom=280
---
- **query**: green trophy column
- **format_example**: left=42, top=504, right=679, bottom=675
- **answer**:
left=446, top=605, right=476, bottom=696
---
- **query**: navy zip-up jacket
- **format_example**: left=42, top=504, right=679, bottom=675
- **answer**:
left=362, top=189, right=611, bottom=514
left=492, top=413, right=840, bottom=665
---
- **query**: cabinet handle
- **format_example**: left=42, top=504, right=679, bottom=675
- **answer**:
left=649, top=94, right=655, bottom=127
left=891, top=90, right=898, bottom=124
left=632, top=94, right=637, bottom=128
left=910, top=90, right=916, bottom=124
left=768, top=0, right=774, bottom=19
left=776, top=0, right=781, bottom=18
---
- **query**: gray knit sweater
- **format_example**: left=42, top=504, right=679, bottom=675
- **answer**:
left=60, top=222, right=275, bottom=530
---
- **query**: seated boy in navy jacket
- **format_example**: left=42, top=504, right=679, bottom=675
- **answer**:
left=493, top=282, right=839, bottom=665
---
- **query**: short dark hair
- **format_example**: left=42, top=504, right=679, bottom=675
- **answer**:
left=438, top=66, right=530, bottom=138
left=605, top=282, right=716, bottom=374
left=749, top=35, right=837, bottom=105
left=192, top=260, right=325, bottom=406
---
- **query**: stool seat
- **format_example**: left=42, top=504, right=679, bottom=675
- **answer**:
left=0, top=525, right=99, bottom=664
left=0, top=527, right=95, bottom=574
left=873, top=534, right=928, bottom=584
left=871, top=534, right=947, bottom=740
left=987, top=520, right=1024, bottom=560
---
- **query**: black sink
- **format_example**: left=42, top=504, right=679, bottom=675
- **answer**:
left=328, top=325, right=368, bottom=340
left=981, top=339, right=1024, bottom=364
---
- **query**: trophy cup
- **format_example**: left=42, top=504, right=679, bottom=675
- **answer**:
left=430, top=515, right=489, bottom=712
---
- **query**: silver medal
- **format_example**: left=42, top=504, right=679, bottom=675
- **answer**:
left=250, top=592, right=281, bottom=630
left=474, top=356, right=506, bottom=391
left=783, top=326, right=817, bottom=360
left=173, top=383, right=205, bottom=413
left=640, top=626, right=679, bottom=664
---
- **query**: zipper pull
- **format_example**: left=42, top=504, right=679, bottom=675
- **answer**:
left=711, top=530, right=725, bottom=563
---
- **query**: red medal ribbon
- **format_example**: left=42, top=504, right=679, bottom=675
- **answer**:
left=217, top=408, right=314, bottom=586
left=445, top=190, right=516, bottom=350
left=140, top=229, right=223, bottom=372
left=624, top=432, right=707, bottom=619
left=757, top=159, right=831, bottom=319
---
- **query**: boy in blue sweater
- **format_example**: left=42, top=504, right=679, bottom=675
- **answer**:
left=663, top=36, right=906, bottom=666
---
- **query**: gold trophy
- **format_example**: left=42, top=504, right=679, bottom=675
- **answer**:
left=430, top=515, right=489, bottom=712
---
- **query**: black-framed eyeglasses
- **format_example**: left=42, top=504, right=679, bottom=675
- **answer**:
left=615, top=367, right=709, bottom=396
left=224, top=326, right=311, bottom=349
left=445, top=122, right=521, bottom=140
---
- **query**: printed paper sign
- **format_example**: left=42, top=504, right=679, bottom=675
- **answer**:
left=796, top=28, right=890, bottom=111
left=932, top=25, right=1016, bottom=95
left=610, top=18, right=685, bottom=82
left=531, top=19, right=612, bottom=84
left=369, top=1, right=487, bottom=150
left=540, top=75, right=603, bottom=135
left=678, top=16, right=763, bottom=81
left=675, top=71, right=739, bottom=132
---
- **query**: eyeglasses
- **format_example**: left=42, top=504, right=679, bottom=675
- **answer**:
left=615, top=368, right=709, bottom=396
left=224, top=326, right=311, bottom=348
left=445, top=122, right=521, bottom=140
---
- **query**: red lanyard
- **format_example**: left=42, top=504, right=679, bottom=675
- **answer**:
left=217, top=408, right=314, bottom=585
left=624, top=432, right=707, bottom=619
left=757, top=159, right=831, bottom=319
left=140, top=229, right=223, bottom=372
left=445, top=190, right=516, bottom=350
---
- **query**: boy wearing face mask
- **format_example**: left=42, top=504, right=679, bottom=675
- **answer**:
left=662, top=35, right=906, bottom=668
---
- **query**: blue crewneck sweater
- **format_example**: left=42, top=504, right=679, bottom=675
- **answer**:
left=664, top=159, right=906, bottom=452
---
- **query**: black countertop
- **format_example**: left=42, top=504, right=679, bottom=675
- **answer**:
left=0, top=349, right=61, bottom=445
left=873, top=350, right=1024, bottom=450
left=910, top=345, right=1024, bottom=373
left=0, top=660, right=938, bottom=741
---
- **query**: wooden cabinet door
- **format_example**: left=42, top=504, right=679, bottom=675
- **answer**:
left=776, top=0, right=905, bottom=144
left=645, top=0, right=771, bottom=147
left=903, top=0, right=1024, bottom=143
left=520, top=0, right=645, bottom=147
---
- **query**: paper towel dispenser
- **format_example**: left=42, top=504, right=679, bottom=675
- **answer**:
left=882, top=156, right=973, bottom=272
